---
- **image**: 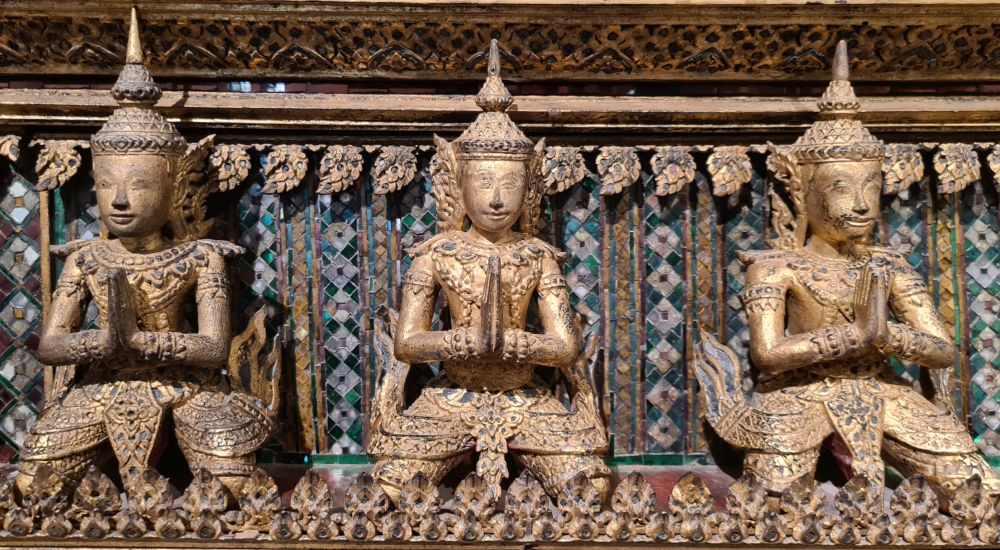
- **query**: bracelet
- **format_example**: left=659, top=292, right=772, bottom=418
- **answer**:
left=502, top=330, right=531, bottom=364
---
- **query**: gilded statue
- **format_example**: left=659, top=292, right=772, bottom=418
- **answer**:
left=368, top=40, right=609, bottom=502
left=695, top=41, right=1000, bottom=501
left=17, top=9, right=279, bottom=501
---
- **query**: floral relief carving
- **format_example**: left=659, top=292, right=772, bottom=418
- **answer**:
left=32, top=140, right=88, bottom=191
left=262, top=145, right=309, bottom=194
left=372, top=146, right=417, bottom=195
left=317, top=145, right=364, bottom=194
left=933, top=143, right=980, bottom=194
left=650, top=146, right=696, bottom=196
left=707, top=146, right=752, bottom=197
left=882, top=143, right=925, bottom=195
left=207, top=144, right=251, bottom=192
left=596, top=146, right=640, bottom=196
left=542, top=146, right=587, bottom=195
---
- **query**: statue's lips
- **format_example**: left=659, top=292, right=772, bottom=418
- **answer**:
left=109, top=213, right=136, bottom=224
left=486, top=212, right=512, bottom=220
left=844, top=217, right=875, bottom=228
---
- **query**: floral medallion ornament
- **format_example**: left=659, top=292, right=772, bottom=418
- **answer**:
left=987, top=144, right=1000, bottom=183
left=933, top=143, right=980, bottom=193
left=651, top=146, right=696, bottom=196
left=32, top=140, right=88, bottom=191
left=317, top=145, right=364, bottom=194
left=373, top=145, right=417, bottom=194
left=596, top=146, right=640, bottom=196
left=707, top=145, right=752, bottom=196
left=262, top=144, right=308, bottom=194
left=0, top=134, right=18, bottom=162
left=542, top=146, right=587, bottom=195
left=882, top=143, right=924, bottom=194
left=207, top=144, right=251, bottom=192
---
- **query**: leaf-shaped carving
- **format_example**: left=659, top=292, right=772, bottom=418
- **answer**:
left=289, top=469, right=333, bottom=521
left=669, top=472, right=712, bottom=518
left=611, top=472, right=655, bottom=519
left=32, top=140, right=87, bottom=191
left=882, top=143, right=924, bottom=194
left=317, top=145, right=364, bottom=194
left=504, top=471, right=549, bottom=521
left=542, top=146, right=586, bottom=195
left=890, top=474, right=937, bottom=523
left=399, top=471, right=440, bottom=525
left=344, top=472, right=389, bottom=519
left=933, top=143, right=980, bottom=193
left=0, top=135, right=19, bottom=162
left=208, top=144, right=251, bottom=192
left=372, top=145, right=417, bottom=194
left=988, top=144, right=1000, bottom=182
left=948, top=474, right=992, bottom=526
left=453, top=473, right=498, bottom=518
left=73, top=465, right=122, bottom=516
left=707, top=146, right=752, bottom=196
left=833, top=474, right=880, bottom=528
left=262, top=144, right=308, bottom=194
left=596, top=146, right=640, bottom=196
left=181, top=468, right=228, bottom=518
left=431, top=135, right=464, bottom=232
left=172, top=135, right=216, bottom=242
left=651, top=146, right=696, bottom=196
left=124, top=469, right=178, bottom=521
left=238, top=468, right=280, bottom=528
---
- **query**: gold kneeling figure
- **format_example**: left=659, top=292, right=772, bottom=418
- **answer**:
left=696, top=41, right=1000, bottom=502
left=18, top=11, right=278, bottom=502
left=368, top=40, right=609, bottom=502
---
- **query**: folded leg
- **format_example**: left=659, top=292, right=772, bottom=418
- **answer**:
left=516, top=452, right=611, bottom=501
left=372, top=455, right=465, bottom=503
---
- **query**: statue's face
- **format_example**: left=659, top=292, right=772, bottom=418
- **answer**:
left=94, top=153, right=174, bottom=239
left=804, top=159, right=881, bottom=246
left=461, top=158, right=527, bottom=234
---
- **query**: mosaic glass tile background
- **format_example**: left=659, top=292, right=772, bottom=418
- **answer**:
left=0, top=169, right=43, bottom=462
left=8, top=146, right=1000, bottom=462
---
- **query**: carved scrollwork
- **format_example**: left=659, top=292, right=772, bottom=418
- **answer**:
left=707, top=146, right=752, bottom=197
left=933, top=143, right=980, bottom=193
left=32, top=140, right=88, bottom=191
left=987, top=144, right=1000, bottom=181
left=317, top=145, right=364, bottom=194
left=542, top=146, right=587, bottom=195
left=650, top=146, right=696, bottom=196
left=596, top=146, right=640, bottom=196
left=883, top=143, right=925, bottom=194
left=372, top=146, right=417, bottom=195
left=262, top=145, right=308, bottom=194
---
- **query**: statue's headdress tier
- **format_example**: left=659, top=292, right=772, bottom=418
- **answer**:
left=789, top=40, right=884, bottom=163
left=452, top=40, right=534, bottom=160
left=91, top=7, right=186, bottom=156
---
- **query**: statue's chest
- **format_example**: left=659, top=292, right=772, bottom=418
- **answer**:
left=788, top=259, right=862, bottom=326
left=80, top=246, right=200, bottom=318
left=433, top=248, right=542, bottom=326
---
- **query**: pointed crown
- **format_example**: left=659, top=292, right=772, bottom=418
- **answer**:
left=91, top=8, right=186, bottom=157
left=789, top=40, right=884, bottom=163
left=452, top=40, right=534, bottom=160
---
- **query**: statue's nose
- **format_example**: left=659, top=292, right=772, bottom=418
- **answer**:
left=489, top=187, right=503, bottom=210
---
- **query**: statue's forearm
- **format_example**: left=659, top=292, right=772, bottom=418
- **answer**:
left=752, top=323, right=867, bottom=374
left=395, top=329, right=479, bottom=363
left=883, top=322, right=955, bottom=369
left=129, top=331, right=227, bottom=366
left=502, top=329, right=576, bottom=368
left=39, top=330, right=109, bottom=365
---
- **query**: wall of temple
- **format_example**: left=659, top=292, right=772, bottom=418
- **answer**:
left=0, top=0, right=999, bottom=469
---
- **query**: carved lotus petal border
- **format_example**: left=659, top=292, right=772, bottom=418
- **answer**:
left=318, top=145, right=364, bottom=194
left=651, top=146, right=696, bottom=196
left=372, top=146, right=417, bottom=195
left=882, top=143, right=925, bottom=195
left=209, top=144, right=252, bottom=192
left=707, top=146, right=752, bottom=197
left=596, top=146, right=640, bottom=196
left=933, top=143, right=980, bottom=194
left=542, top=146, right=587, bottom=195
left=31, top=139, right=88, bottom=192
left=262, top=145, right=309, bottom=194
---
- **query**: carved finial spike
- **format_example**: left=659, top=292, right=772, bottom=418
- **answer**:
left=832, top=40, right=849, bottom=81
left=126, top=7, right=143, bottom=65
left=488, top=39, right=501, bottom=78
left=475, top=40, right=513, bottom=112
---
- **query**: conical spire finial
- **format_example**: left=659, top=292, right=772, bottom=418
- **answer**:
left=125, top=6, right=143, bottom=65
left=110, top=6, right=162, bottom=105
left=816, top=39, right=859, bottom=118
left=475, top=39, right=514, bottom=112
left=832, top=40, right=849, bottom=82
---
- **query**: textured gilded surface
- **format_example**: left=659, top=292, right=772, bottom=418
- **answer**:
left=368, top=41, right=610, bottom=503
left=15, top=10, right=279, bottom=503
left=694, top=42, right=1000, bottom=501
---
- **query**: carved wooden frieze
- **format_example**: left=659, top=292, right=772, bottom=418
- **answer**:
left=1, top=2, right=999, bottom=83
left=883, top=143, right=925, bottom=195
left=707, top=146, right=752, bottom=197
left=934, top=143, right=981, bottom=194
left=317, top=145, right=363, bottom=195
left=262, top=145, right=309, bottom=194
left=371, top=146, right=417, bottom=195
left=650, top=146, right=696, bottom=196
left=542, top=146, right=587, bottom=195
left=596, top=146, right=640, bottom=196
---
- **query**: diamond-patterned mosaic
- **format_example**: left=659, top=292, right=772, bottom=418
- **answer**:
left=318, top=188, right=364, bottom=454
left=643, top=177, right=687, bottom=454
left=0, top=170, right=43, bottom=460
